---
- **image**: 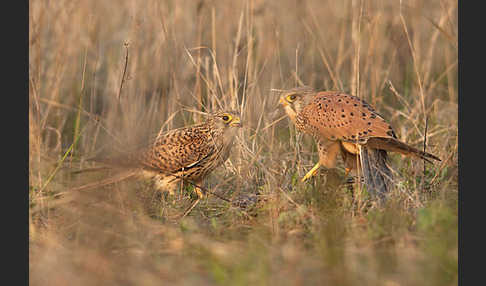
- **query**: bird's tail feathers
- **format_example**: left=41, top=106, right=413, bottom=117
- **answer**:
left=71, top=166, right=113, bottom=175
left=366, top=137, right=440, bottom=163
left=68, top=170, right=139, bottom=192
left=359, top=146, right=394, bottom=201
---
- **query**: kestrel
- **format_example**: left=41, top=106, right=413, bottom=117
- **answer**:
left=75, top=111, right=242, bottom=199
left=278, top=87, right=440, bottom=197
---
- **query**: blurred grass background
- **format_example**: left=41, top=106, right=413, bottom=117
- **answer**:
left=29, top=0, right=457, bottom=285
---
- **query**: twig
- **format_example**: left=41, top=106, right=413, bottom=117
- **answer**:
left=181, top=198, right=201, bottom=219
left=399, top=0, right=426, bottom=120
left=422, top=116, right=428, bottom=192
left=353, top=0, right=363, bottom=98
left=249, top=114, right=288, bottom=140
left=386, top=80, right=412, bottom=113
left=117, top=41, right=130, bottom=102
left=277, top=187, right=299, bottom=207
left=38, top=97, right=123, bottom=146
left=70, top=39, right=90, bottom=165
left=183, top=178, right=231, bottom=203
left=37, top=124, right=90, bottom=194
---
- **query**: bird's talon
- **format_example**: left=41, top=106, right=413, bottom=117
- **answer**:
left=301, top=170, right=316, bottom=182
left=194, top=187, right=205, bottom=199
left=301, top=163, right=321, bottom=182
left=344, top=168, right=351, bottom=177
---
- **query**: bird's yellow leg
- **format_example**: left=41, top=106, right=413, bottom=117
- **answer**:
left=301, top=162, right=321, bottom=182
left=344, top=167, right=351, bottom=177
left=194, top=187, right=205, bottom=199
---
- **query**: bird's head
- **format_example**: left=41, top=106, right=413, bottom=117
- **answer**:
left=277, top=86, right=315, bottom=122
left=212, top=110, right=242, bottom=130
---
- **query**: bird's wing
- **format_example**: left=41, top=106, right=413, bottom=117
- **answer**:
left=298, top=92, right=441, bottom=162
left=298, top=92, right=396, bottom=143
left=137, top=124, right=218, bottom=173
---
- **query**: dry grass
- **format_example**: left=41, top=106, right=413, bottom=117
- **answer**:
left=29, top=0, right=457, bottom=285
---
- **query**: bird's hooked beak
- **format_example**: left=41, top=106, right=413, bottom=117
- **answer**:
left=230, top=117, right=242, bottom=127
left=279, top=96, right=289, bottom=107
left=278, top=95, right=297, bottom=122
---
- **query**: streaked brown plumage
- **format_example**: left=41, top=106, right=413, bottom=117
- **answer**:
left=75, top=111, right=242, bottom=198
left=278, top=87, right=440, bottom=197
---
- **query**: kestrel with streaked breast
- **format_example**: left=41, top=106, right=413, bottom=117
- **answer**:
left=75, top=111, right=242, bottom=199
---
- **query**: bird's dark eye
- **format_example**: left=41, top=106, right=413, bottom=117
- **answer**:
left=287, top=94, right=297, bottom=101
left=222, top=115, right=231, bottom=122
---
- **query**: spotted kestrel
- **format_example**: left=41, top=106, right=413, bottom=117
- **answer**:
left=278, top=87, right=440, bottom=197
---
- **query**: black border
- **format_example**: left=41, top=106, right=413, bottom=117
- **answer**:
left=459, top=1, right=481, bottom=285
left=4, top=0, right=29, bottom=285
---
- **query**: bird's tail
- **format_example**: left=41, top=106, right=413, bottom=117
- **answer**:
left=68, top=170, right=139, bottom=192
left=71, top=166, right=113, bottom=175
left=70, top=150, right=143, bottom=176
left=366, top=137, right=441, bottom=163
left=359, top=146, right=394, bottom=201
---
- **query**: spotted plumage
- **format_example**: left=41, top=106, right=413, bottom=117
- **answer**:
left=292, top=91, right=391, bottom=143
left=278, top=87, right=440, bottom=198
